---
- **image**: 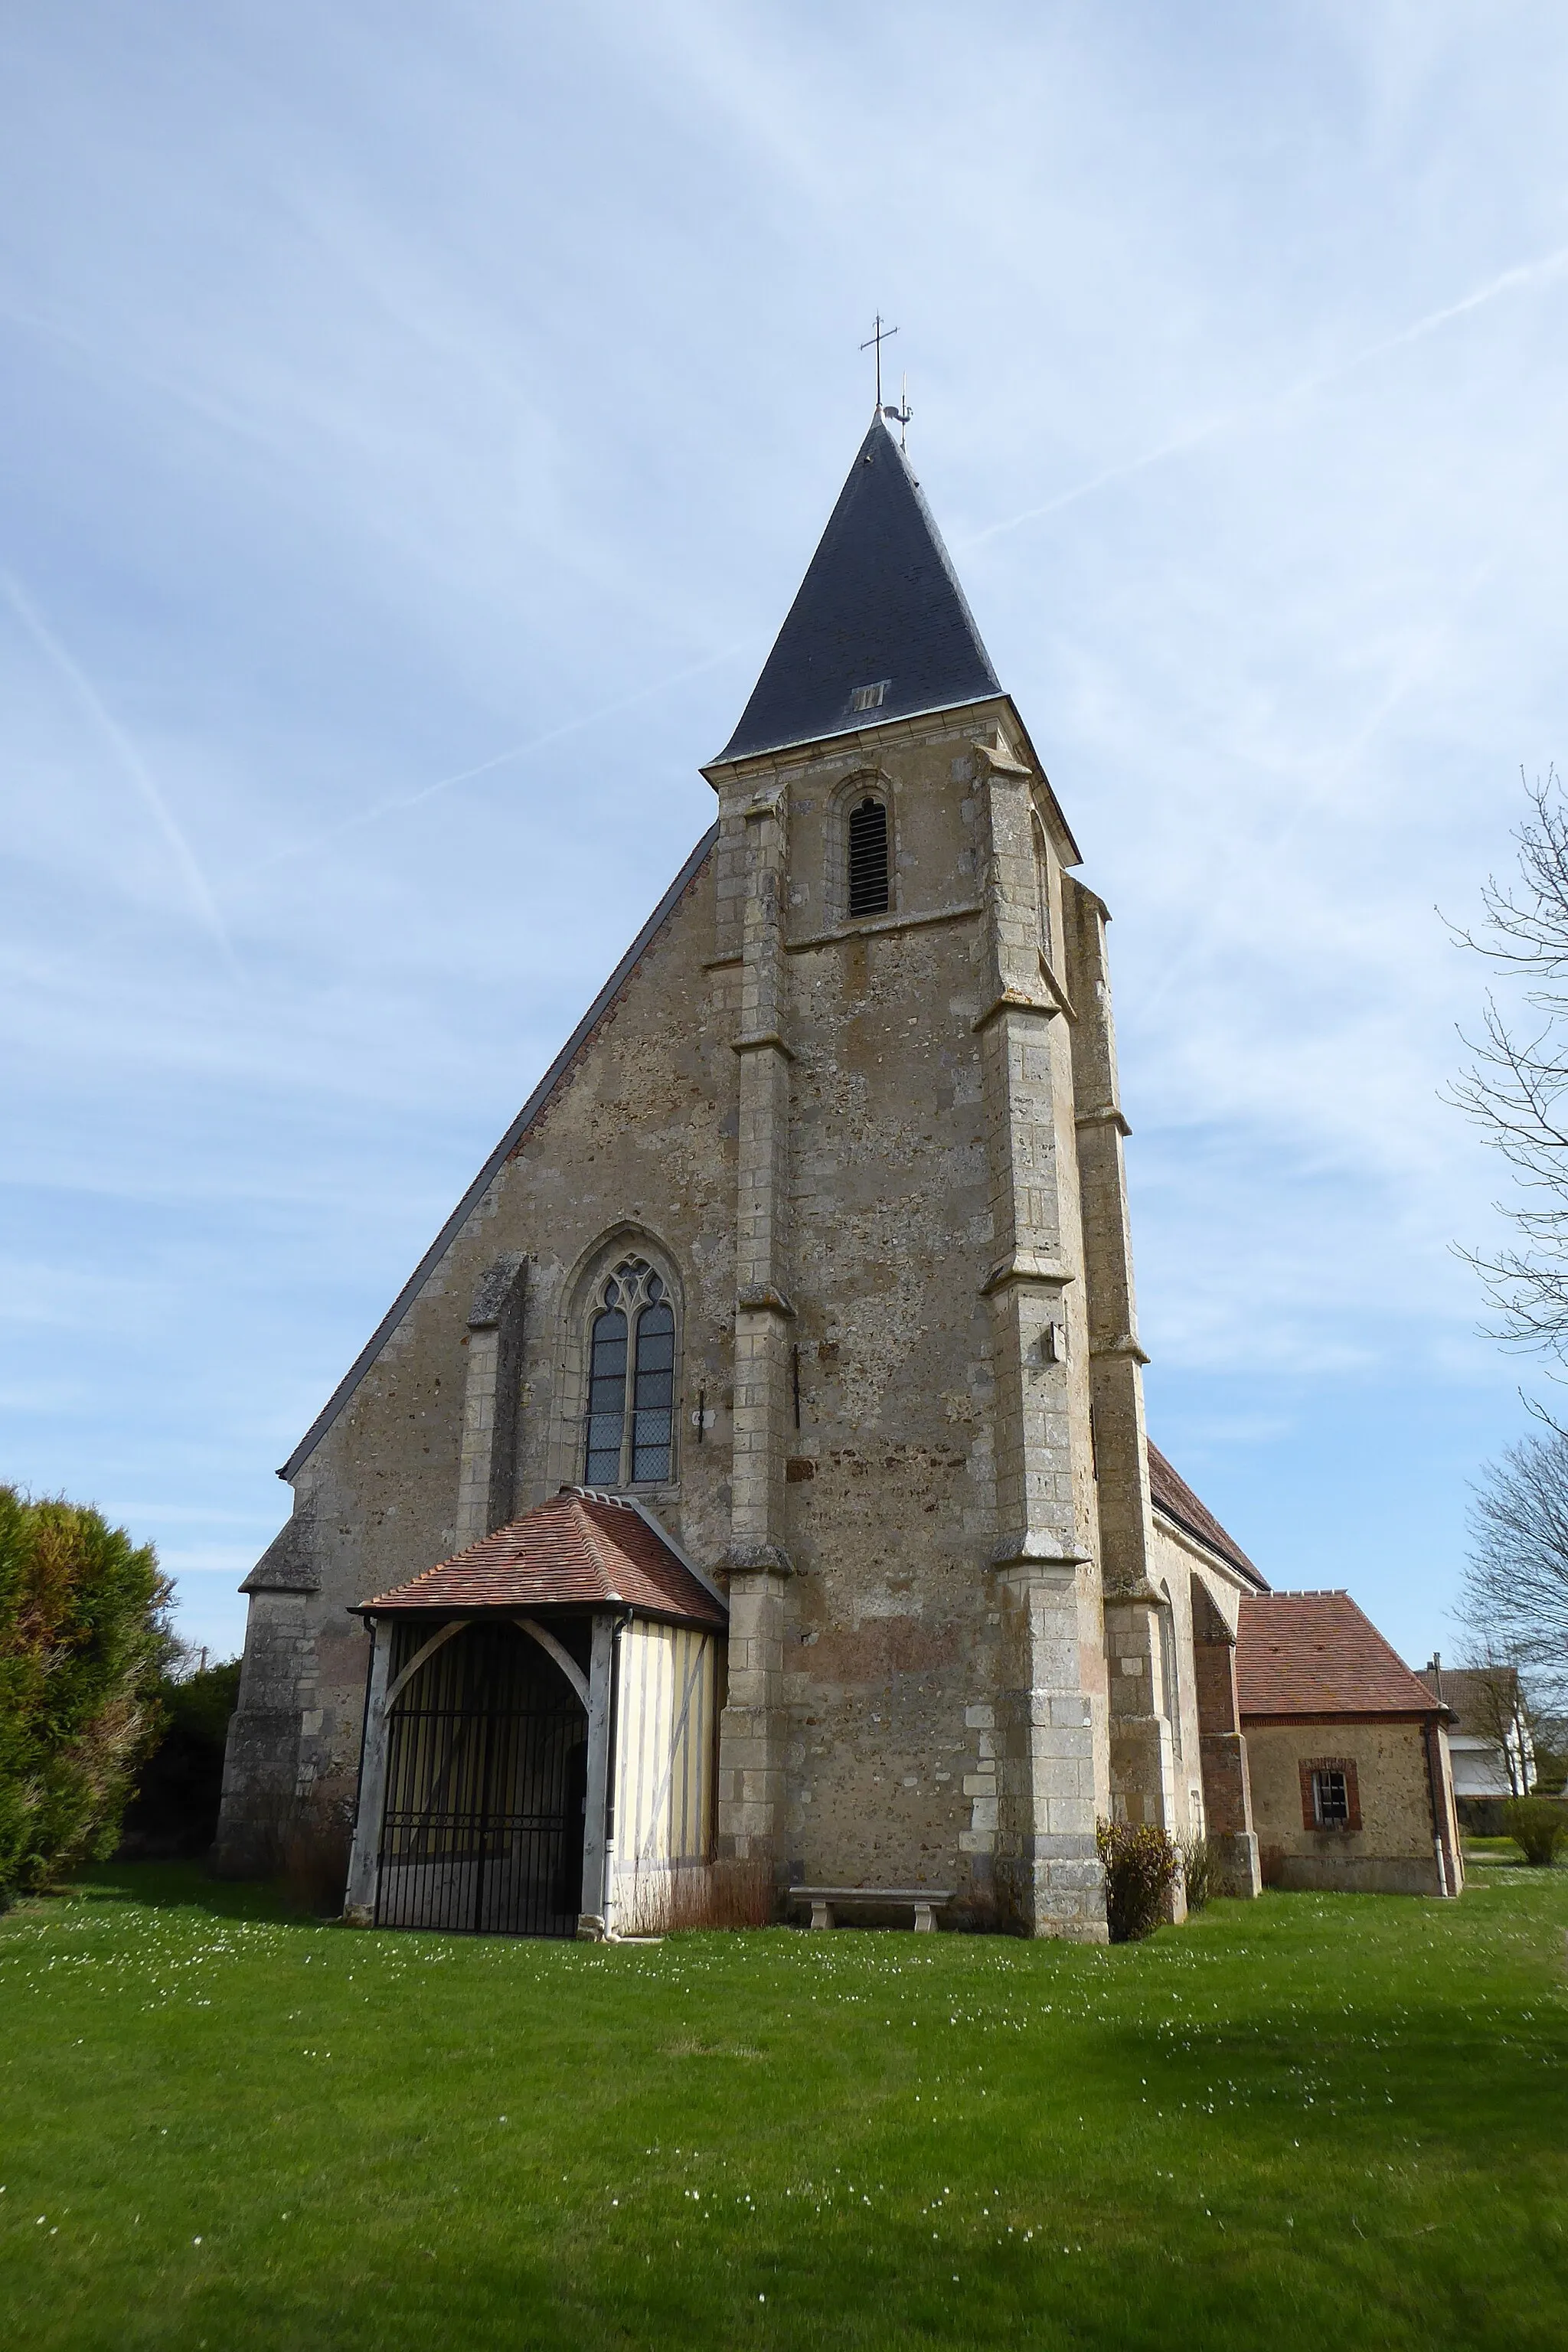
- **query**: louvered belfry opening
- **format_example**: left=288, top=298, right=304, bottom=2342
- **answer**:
left=848, top=795, right=890, bottom=917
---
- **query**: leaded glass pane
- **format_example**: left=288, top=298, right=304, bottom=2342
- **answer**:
left=584, top=1306, right=627, bottom=1482
left=632, top=1301, right=675, bottom=1481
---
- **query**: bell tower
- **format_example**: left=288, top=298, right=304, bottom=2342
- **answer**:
left=699, top=413, right=1172, bottom=1936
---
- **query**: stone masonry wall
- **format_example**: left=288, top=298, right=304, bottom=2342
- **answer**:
left=218, top=844, right=739, bottom=1854
left=220, top=689, right=1201, bottom=1936
left=1245, top=1718, right=1449, bottom=1895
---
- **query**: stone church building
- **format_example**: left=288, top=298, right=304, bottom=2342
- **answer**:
left=217, top=412, right=1272, bottom=1940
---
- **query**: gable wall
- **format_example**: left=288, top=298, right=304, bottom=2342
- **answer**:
left=221, top=848, right=735, bottom=1838
left=221, top=696, right=1223, bottom=1931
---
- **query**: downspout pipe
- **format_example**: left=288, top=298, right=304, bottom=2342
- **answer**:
left=603, top=1612, right=630, bottom=1931
left=1423, top=1717, right=1454, bottom=1898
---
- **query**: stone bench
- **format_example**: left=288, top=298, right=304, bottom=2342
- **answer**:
left=791, top=1886, right=953, bottom=1933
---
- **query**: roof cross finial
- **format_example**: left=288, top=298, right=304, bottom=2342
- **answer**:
left=860, top=312, right=898, bottom=409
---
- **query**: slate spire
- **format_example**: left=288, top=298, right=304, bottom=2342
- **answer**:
left=715, top=413, right=1001, bottom=764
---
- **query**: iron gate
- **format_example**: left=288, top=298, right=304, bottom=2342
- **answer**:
left=375, top=1619, right=587, bottom=1936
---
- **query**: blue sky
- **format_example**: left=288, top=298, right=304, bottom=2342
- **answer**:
left=3, top=2, right=1566, bottom=1663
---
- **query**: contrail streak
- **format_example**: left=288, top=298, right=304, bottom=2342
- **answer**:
left=965, top=240, right=1568, bottom=550
left=252, top=638, right=755, bottom=872
left=2, top=570, right=242, bottom=975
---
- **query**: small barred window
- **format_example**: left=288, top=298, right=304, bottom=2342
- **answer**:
left=1312, top=1768, right=1350, bottom=1828
left=848, top=795, right=890, bottom=917
left=582, top=1257, right=675, bottom=1486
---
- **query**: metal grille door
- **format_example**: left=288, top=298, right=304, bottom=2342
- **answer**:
left=375, top=1621, right=586, bottom=1936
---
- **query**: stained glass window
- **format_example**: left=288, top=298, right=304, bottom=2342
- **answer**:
left=581, top=1256, right=676, bottom=1486
left=632, top=1302, right=675, bottom=1481
left=584, top=1305, right=628, bottom=1484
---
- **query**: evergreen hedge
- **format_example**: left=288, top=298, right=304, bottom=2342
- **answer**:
left=0, top=1485, right=172, bottom=1903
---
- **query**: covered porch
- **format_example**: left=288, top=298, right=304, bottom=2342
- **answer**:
left=342, top=1491, right=727, bottom=1938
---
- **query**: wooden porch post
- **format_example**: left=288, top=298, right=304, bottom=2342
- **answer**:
left=577, top=1612, right=616, bottom=1938
left=343, top=1615, right=390, bottom=1927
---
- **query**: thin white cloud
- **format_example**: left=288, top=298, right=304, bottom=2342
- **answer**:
left=3, top=3, right=1564, bottom=1664
left=967, top=239, right=1568, bottom=550
left=1, top=570, right=242, bottom=976
left=247, top=637, right=756, bottom=874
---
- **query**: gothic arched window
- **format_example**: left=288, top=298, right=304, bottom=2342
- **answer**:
left=583, top=1257, right=676, bottom=1487
left=848, top=795, right=890, bottom=917
left=1157, top=1587, right=1184, bottom=1763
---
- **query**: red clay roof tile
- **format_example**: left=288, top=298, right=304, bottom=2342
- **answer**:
left=355, top=1492, right=727, bottom=1629
left=1237, top=1590, right=1441, bottom=1719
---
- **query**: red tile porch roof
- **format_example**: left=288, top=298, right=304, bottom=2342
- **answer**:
left=354, top=1492, right=727, bottom=1629
left=1237, top=1590, right=1443, bottom=1720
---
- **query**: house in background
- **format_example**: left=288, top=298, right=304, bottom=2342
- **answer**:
left=1237, top=1591, right=1462, bottom=1897
left=1416, top=1658, right=1535, bottom=1832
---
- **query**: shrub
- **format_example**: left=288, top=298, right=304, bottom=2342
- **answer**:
left=1097, top=1817, right=1181, bottom=1942
left=118, top=1657, right=242, bottom=1860
left=1502, top=1795, right=1567, bottom=1866
left=0, top=1491, right=171, bottom=1885
left=0, top=1487, right=172, bottom=1902
left=1181, top=1832, right=1215, bottom=1913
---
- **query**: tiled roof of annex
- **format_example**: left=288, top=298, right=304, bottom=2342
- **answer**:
left=354, top=1491, right=727, bottom=1630
left=1236, top=1590, right=1443, bottom=1721
left=1146, top=1442, right=1266, bottom=1589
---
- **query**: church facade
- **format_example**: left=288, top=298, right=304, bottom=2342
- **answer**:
left=216, top=413, right=1268, bottom=1939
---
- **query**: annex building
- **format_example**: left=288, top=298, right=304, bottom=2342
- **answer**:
left=217, top=410, right=1292, bottom=1941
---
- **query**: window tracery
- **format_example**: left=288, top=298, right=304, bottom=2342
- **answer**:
left=583, top=1256, right=676, bottom=1486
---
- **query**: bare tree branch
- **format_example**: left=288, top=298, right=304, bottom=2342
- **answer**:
left=1449, top=1656, right=1535, bottom=1795
left=1460, top=1435, right=1568, bottom=1708
left=1446, top=767, right=1568, bottom=1357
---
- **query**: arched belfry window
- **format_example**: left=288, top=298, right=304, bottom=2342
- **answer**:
left=583, top=1256, right=675, bottom=1487
left=848, top=795, right=890, bottom=918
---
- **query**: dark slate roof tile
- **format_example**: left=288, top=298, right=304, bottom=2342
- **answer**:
left=714, top=414, right=1001, bottom=764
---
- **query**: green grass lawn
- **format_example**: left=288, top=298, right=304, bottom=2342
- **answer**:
left=2, top=1863, right=1566, bottom=2350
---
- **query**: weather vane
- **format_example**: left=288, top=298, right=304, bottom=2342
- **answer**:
left=861, top=314, right=913, bottom=449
